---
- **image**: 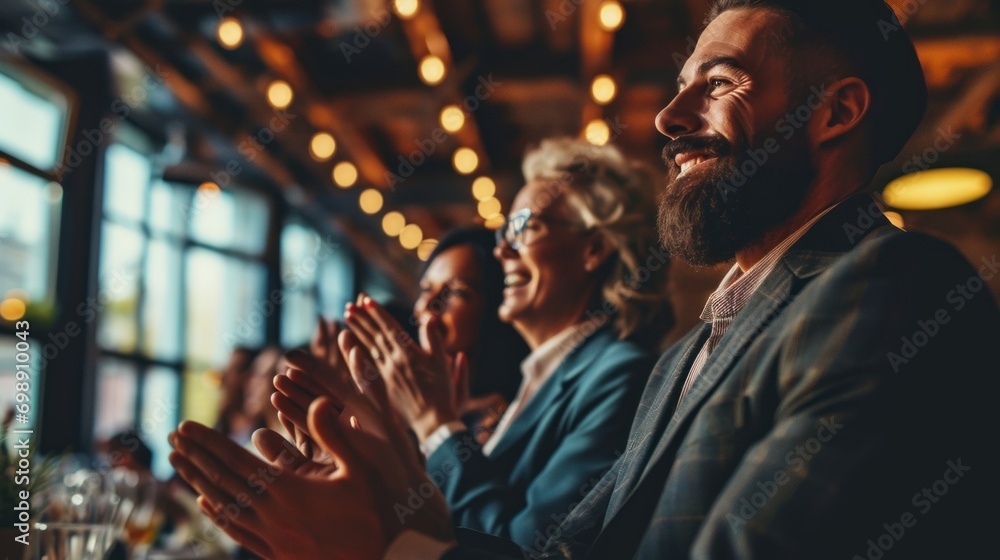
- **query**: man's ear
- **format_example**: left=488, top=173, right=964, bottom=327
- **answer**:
left=810, top=77, right=871, bottom=147
left=583, top=230, right=617, bottom=273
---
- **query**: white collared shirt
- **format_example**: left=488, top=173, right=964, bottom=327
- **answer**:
left=481, top=322, right=592, bottom=455
left=419, top=322, right=593, bottom=458
left=678, top=204, right=839, bottom=403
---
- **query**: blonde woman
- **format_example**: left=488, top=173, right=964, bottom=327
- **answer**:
left=325, top=137, right=674, bottom=548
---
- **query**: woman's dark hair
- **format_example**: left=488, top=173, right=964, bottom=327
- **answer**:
left=424, top=228, right=529, bottom=402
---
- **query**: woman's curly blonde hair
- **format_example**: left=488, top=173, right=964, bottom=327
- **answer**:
left=521, top=137, right=674, bottom=344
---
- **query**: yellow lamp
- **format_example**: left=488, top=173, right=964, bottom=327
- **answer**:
left=883, top=168, right=992, bottom=210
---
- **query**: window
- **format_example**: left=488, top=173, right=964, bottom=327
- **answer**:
left=279, top=219, right=355, bottom=348
left=0, top=61, right=71, bottom=436
left=94, top=131, right=272, bottom=477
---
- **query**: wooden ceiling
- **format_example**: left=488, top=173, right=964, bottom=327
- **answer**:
left=3, top=0, right=999, bottom=298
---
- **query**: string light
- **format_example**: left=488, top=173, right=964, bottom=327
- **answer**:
left=472, top=177, right=496, bottom=201
left=584, top=119, right=611, bottom=145
left=453, top=148, right=478, bottom=174
left=382, top=212, right=406, bottom=237
left=332, top=162, right=358, bottom=188
left=417, top=239, right=438, bottom=261
left=440, top=105, right=465, bottom=133
left=266, top=80, right=294, bottom=109
left=477, top=197, right=501, bottom=219
left=598, top=1, right=625, bottom=31
left=399, top=224, right=423, bottom=249
left=359, top=189, right=384, bottom=214
left=0, top=290, right=28, bottom=322
left=309, top=132, right=336, bottom=161
left=484, top=214, right=505, bottom=230
left=419, top=55, right=446, bottom=85
left=393, top=0, right=419, bottom=19
left=217, top=18, right=244, bottom=49
left=591, top=75, right=617, bottom=104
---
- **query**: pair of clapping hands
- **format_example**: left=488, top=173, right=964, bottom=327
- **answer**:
left=168, top=295, right=461, bottom=559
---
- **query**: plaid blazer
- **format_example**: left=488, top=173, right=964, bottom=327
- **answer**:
left=445, top=194, right=1000, bottom=559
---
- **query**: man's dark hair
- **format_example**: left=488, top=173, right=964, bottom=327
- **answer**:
left=707, top=0, right=927, bottom=167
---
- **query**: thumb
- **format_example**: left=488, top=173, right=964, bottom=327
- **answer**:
left=307, top=397, right=362, bottom=475
left=252, top=428, right=307, bottom=469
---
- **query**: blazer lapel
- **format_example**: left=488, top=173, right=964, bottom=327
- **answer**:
left=486, top=327, right=613, bottom=458
left=604, top=325, right=708, bottom=519
left=606, top=194, right=897, bottom=524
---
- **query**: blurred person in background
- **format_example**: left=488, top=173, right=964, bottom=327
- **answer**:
left=241, top=346, right=287, bottom=442
left=273, top=137, right=673, bottom=548
left=275, top=228, right=531, bottom=449
left=213, top=346, right=257, bottom=446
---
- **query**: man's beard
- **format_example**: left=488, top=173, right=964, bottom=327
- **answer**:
left=656, top=131, right=816, bottom=267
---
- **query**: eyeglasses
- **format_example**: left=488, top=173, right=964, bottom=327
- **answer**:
left=494, top=208, right=587, bottom=251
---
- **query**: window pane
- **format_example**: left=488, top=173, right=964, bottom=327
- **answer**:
left=0, top=68, right=67, bottom=171
left=185, top=249, right=267, bottom=367
left=103, top=143, right=150, bottom=224
left=148, top=181, right=188, bottom=238
left=281, top=289, right=316, bottom=349
left=181, top=367, right=221, bottom=430
left=0, top=335, right=41, bottom=431
left=97, top=221, right=144, bottom=352
left=139, top=367, right=179, bottom=479
left=190, top=187, right=270, bottom=255
left=318, top=246, right=354, bottom=319
left=281, top=222, right=321, bottom=287
left=0, top=163, right=62, bottom=309
left=141, top=238, right=182, bottom=360
left=94, top=357, right=138, bottom=440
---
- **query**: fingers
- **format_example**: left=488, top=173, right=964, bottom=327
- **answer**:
left=196, top=497, right=274, bottom=560
left=169, top=451, right=237, bottom=508
left=272, top=392, right=309, bottom=435
left=361, top=297, right=412, bottom=348
left=344, top=302, right=382, bottom=355
left=175, top=421, right=264, bottom=481
left=286, top=368, right=346, bottom=410
left=347, top=345, right=389, bottom=410
left=252, top=428, right=308, bottom=470
left=274, top=372, right=319, bottom=412
left=307, top=398, right=363, bottom=477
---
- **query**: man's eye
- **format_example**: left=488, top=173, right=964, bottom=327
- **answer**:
left=709, top=78, right=732, bottom=90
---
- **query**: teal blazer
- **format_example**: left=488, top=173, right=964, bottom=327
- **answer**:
left=425, top=325, right=653, bottom=549
left=443, top=194, right=1000, bottom=559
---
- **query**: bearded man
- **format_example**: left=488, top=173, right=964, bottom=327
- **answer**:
left=169, top=1, right=1000, bottom=558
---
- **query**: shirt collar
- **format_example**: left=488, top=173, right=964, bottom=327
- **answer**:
left=520, top=322, right=593, bottom=383
left=700, top=204, right=839, bottom=325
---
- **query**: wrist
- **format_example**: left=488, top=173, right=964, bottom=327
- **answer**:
left=412, top=408, right=458, bottom=443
